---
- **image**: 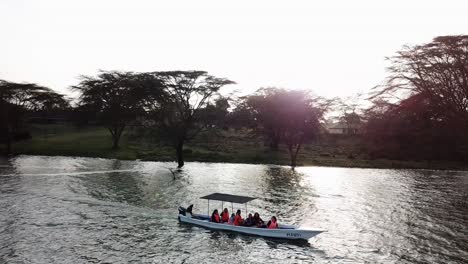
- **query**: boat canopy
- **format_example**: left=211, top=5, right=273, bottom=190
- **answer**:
left=200, top=193, right=256, bottom=204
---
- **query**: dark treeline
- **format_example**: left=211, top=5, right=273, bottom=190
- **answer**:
left=366, top=35, right=468, bottom=162
left=72, top=70, right=234, bottom=167
left=2, top=35, right=468, bottom=167
left=0, top=81, right=68, bottom=154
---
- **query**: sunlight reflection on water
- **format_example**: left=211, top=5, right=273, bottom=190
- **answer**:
left=0, top=155, right=467, bottom=263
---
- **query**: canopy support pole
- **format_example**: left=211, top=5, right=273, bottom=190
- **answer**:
left=245, top=203, right=247, bottom=216
left=231, top=202, right=233, bottom=213
left=207, top=199, right=210, bottom=217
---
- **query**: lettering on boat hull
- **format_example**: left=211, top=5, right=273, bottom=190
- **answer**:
left=286, top=233, right=301, bottom=238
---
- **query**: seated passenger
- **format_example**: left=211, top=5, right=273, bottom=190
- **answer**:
left=267, top=216, right=279, bottom=229
left=233, top=209, right=244, bottom=226
left=211, top=209, right=220, bottom=223
left=253, top=212, right=265, bottom=228
left=244, top=213, right=254, bottom=227
left=228, top=213, right=235, bottom=225
left=220, top=208, right=230, bottom=223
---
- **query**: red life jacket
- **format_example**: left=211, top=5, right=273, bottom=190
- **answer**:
left=214, top=214, right=220, bottom=223
left=233, top=215, right=243, bottom=226
left=221, top=212, right=229, bottom=222
left=268, top=220, right=278, bottom=229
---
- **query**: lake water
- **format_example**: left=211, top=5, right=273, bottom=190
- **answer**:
left=0, top=155, right=467, bottom=263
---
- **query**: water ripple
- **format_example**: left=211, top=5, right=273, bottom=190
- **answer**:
left=0, top=156, right=467, bottom=263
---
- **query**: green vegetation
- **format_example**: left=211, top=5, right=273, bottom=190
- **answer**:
left=3, top=124, right=468, bottom=171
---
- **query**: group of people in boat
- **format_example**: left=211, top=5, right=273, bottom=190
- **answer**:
left=210, top=208, right=279, bottom=229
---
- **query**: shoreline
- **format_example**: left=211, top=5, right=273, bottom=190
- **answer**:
left=3, top=125, right=467, bottom=171
left=3, top=150, right=468, bottom=171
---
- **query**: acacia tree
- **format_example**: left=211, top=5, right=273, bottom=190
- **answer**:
left=377, top=35, right=468, bottom=129
left=364, top=93, right=459, bottom=160
left=280, top=91, right=325, bottom=167
left=238, top=88, right=288, bottom=150
left=236, top=88, right=326, bottom=166
left=147, top=71, right=235, bottom=167
left=73, top=71, right=160, bottom=149
left=368, top=35, right=468, bottom=160
left=197, top=97, right=230, bottom=129
left=0, top=80, right=68, bottom=154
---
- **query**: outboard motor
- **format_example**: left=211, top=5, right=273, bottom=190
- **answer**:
left=186, top=204, right=193, bottom=215
left=178, top=206, right=186, bottom=216
left=177, top=204, right=193, bottom=219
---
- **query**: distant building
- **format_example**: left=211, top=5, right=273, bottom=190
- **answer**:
left=326, top=121, right=361, bottom=135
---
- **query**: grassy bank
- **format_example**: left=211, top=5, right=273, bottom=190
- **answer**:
left=3, top=124, right=468, bottom=170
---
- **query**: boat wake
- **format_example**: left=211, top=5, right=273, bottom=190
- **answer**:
left=0, top=169, right=141, bottom=177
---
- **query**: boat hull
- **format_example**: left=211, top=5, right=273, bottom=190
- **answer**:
left=178, top=214, right=324, bottom=240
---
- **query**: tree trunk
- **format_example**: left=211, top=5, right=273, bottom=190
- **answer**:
left=290, top=154, right=297, bottom=167
left=112, top=135, right=119, bottom=149
left=1, top=103, right=11, bottom=156
left=267, top=128, right=281, bottom=151
left=269, top=136, right=280, bottom=151
left=287, top=144, right=296, bottom=167
left=109, top=125, right=125, bottom=150
left=287, top=142, right=302, bottom=168
left=5, top=139, right=11, bottom=156
left=5, top=127, right=12, bottom=155
left=176, top=140, right=184, bottom=168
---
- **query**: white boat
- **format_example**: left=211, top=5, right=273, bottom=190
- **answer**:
left=178, top=193, right=325, bottom=240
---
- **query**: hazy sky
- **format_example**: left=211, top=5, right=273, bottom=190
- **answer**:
left=1, top=0, right=467, bottom=98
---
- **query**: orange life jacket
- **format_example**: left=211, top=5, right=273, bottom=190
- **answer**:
left=268, top=221, right=278, bottom=229
left=233, top=215, right=243, bottom=226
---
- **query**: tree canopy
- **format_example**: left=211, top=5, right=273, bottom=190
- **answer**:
left=145, top=71, right=235, bottom=167
left=367, top=35, right=468, bottom=160
left=234, top=88, right=327, bottom=166
left=73, top=71, right=162, bottom=149
left=376, top=35, right=468, bottom=122
left=0, top=80, right=68, bottom=154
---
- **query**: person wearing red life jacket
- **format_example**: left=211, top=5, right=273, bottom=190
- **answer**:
left=267, top=216, right=278, bottom=229
left=220, top=208, right=229, bottom=223
left=211, top=209, right=220, bottom=223
left=233, top=209, right=244, bottom=226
